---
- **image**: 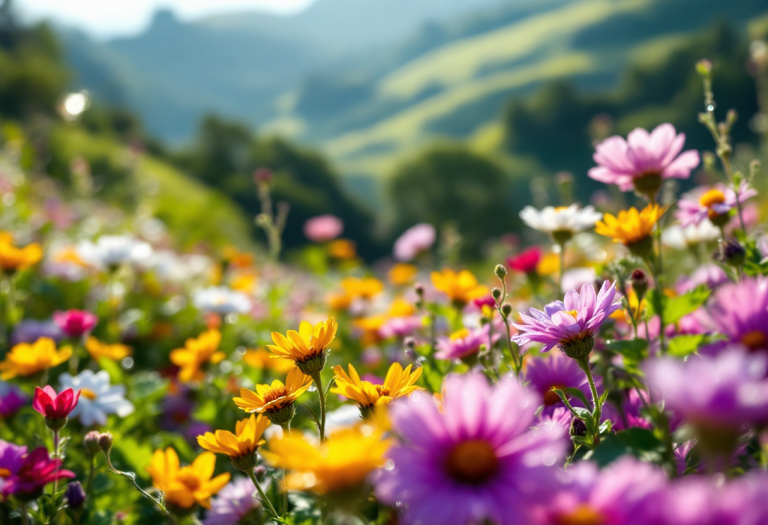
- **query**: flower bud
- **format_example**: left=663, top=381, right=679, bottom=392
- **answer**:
left=84, top=431, right=101, bottom=458
left=64, top=482, right=86, bottom=509
left=501, top=304, right=512, bottom=318
left=696, top=59, right=713, bottom=76
left=404, top=337, right=416, bottom=350
left=494, top=264, right=507, bottom=279
left=253, top=168, right=272, bottom=184
left=629, top=269, right=649, bottom=299
left=98, top=432, right=113, bottom=453
left=715, top=238, right=746, bottom=268
left=570, top=417, right=588, bottom=438
left=414, top=283, right=425, bottom=297
left=491, top=288, right=502, bottom=301
left=253, top=465, right=267, bottom=480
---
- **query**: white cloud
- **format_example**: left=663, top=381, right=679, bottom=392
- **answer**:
left=15, top=0, right=315, bottom=39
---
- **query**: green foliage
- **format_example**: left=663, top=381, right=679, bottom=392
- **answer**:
left=589, top=428, right=666, bottom=466
left=388, top=142, right=517, bottom=258
left=646, top=285, right=711, bottom=325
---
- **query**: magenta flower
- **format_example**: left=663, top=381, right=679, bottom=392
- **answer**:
left=379, top=316, right=422, bottom=339
left=588, top=123, right=700, bottom=193
left=0, top=440, right=27, bottom=498
left=435, top=326, right=499, bottom=361
left=602, top=389, right=652, bottom=431
left=303, top=214, right=343, bottom=243
left=512, top=281, right=621, bottom=356
left=393, top=223, right=436, bottom=262
left=675, top=181, right=756, bottom=227
left=531, top=458, right=667, bottom=525
left=507, top=247, right=541, bottom=274
left=2, top=446, right=75, bottom=499
left=523, top=351, right=590, bottom=415
left=0, top=381, right=27, bottom=418
left=53, top=310, right=98, bottom=338
left=694, top=276, right=768, bottom=354
left=374, top=373, right=567, bottom=525
left=645, top=348, right=768, bottom=433
left=33, top=386, right=80, bottom=421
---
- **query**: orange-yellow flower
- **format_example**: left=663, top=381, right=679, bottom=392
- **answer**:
left=328, top=239, right=356, bottom=260
left=170, top=330, right=225, bottom=383
left=332, top=362, right=422, bottom=412
left=242, top=348, right=295, bottom=373
left=147, top=448, right=230, bottom=509
left=0, top=337, right=71, bottom=379
left=431, top=268, right=488, bottom=304
left=0, top=241, right=42, bottom=272
left=261, top=423, right=390, bottom=495
left=341, top=277, right=383, bottom=300
left=85, top=337, right=131, bottom=361
left=197, top=414, right=269, bottom=461
left=387, top=297, right=416, bottom=317
left=267, top=318, right=337, bottom=373
left=326, top=291, right=353, bottom=311
left=233, top=368, right=313, bottom=424
left=388, top=263, right=417, bottom=286
left=595, top=204, right=666, bottom=247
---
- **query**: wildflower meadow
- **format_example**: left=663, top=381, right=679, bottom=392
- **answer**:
left=3, top=30, right=768, bottom=525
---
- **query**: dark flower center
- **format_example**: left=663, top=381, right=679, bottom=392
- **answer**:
left=555, top=504, right=606, bottom=525
left=741, top=330, right=767, bottom=351
left=544, top=384, right=567, bottom=406
left=375, top=384, right=391, bottom=397
left=263, top=386, right=288, bottom=404
left=445, top=440, right=498, bottom=484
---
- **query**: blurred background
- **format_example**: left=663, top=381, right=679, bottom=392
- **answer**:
left=3, top=0, right=768, bottom=261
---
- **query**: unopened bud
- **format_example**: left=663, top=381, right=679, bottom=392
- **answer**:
left=491, top=288, right=502, bottom=301
left=629, top=269, right=649, bottom=299
left=726, top=109, right=738, bottom=126
left=253, top=168, right=272, bottom=184
left=494, top=264, right=507, bottom=279
left=98, top=432, right=113, bottom=453
left=84, top=431, right=101, bottom=458
left=404, top=337, right=416, bottom=350
left=703, top=151, right=717, bottom=170
left=570, top=417, right=588, bottom=438
left=414, top=283, right=425, bottom=297
left=715, top=238, right=746, bottom=268
left=501, top=304, right=513, bottom=318
left=696, top=59, right=713, bottom=76
left=64, top=482, right=86, bottom=509
left=253, top=465, right=267, bottom=480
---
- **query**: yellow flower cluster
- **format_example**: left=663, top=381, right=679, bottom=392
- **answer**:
left=0, top=338, right=71, bottom=379
left=147, top=449, right=229, bottom=509
left=170, top=330, right=225, bottom=383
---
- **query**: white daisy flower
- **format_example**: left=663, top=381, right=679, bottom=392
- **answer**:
left=77, top=235, right=153, bottom=269
left=59, top=370, right=134, bottom=427
left=520, top=204, right=602, bottom=243
left=662, top=220, right=720, bottom=250
left=192, top=286, right=251, bottom=315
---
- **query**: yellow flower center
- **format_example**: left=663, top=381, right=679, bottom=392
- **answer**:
left=445, top=440, right=498, bottom=484
left=374, top=384, right=391, bottom=397
left=544, top=384, right=567, bottom=406
left=699, top=189, right=726, bottom=208
left=177, top=469, right=201, bottom=491
left=556, top=504, right=606, bottom=525
left=741, top=330, right=767, bottom=351
left=449, top=329, right=470, bottom=341
left=0, top=468, right=10, bottom=478
left=262, top=386, right=288, bottom=404
left=566, top=310, right=579, bottom=319
left=80, top=388, right=98, bottom=400
left=555, top=206, right=569, bottom=212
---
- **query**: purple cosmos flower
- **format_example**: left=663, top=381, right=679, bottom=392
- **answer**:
left=0, top=381, right=27, bottom=418
left=588, top=123, right=699, bottom=193
left=303, top=215, right=343, bottom=243
left=694, top=276, right=768, bottom=354
left=435, top=326, right=499, bottom=361
left=675, top=181, right=756, bottom=227
left=204, top=476, right=268, bottom=525
left=645, top=348, right=768, bottom=446
left=531, top=458, right=667, bottom=525
left=11, top=320, right=63, bottom=345
left=374, top=372, right=567, bottom=525
left=524, top=351, right=591, bottom=415
left=512, top=281, right=621, bottom=357
left=0, top=440, right=27, bottom=498
left=393, top=223, right=436, bottom=262
left=379, top=316, right=422, bottom=339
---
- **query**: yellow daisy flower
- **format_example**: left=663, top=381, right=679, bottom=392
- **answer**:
left=0, top=241, right=43, bottom=273
left=0, top=337, right=71, bottom=379
left=595, top=204, right=666, bottom=255
left=387, top=297, right=416, bottom=318
left=261, top=423, right=390, bottom=495
left=340, top=277, right=383, bottom=300
left=242, top=348, right=295, bottom=373
left=85, top=337, right=132, bottom=361
left=170, top=330, right=225, bottom=383
left=267, top=318, right=338, bottom=374
left=147, top=448, right=230, bottom=509
left=430, top=268, right=488, bottom=305
left=233, top=368, right=313, bottom=425
left=331, top=362, right=422, bottom=414
left=328, top=239, right=356, bottom=260
left=197, top=414, right=270, bottom=470
left=388, top=263, right=417, bottom=286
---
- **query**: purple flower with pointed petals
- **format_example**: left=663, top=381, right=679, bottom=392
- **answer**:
left=588, top=123, right=700, bottom=192
left=675, top=181, right=756, bottom=227
left=531, top=458, right=667, bottom=525
left=0, top=381, right=27, bottom=418
left=204, top=476, right=268, bottom=525
left=374, top=372, right=567, bottom=525
left=513, top=281, right=621, bottom=355
left=435, top=325, right=499, bottom=361
left=524, top=351, right=591, bottom=415
left=0, top=440, right=27, bottom=498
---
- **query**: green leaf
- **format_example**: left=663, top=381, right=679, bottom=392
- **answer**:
left=742, top=239, right=768, bottom=276
left=646, top=285, right=711, bottom=325
left=599, top=419, right=612, bottom=434
left=667, top=334, right=705, bottom=357
left=562, top=387, right=589, bottom=408
left=588, top=428, right=665, bottom=467
left=605, top=339, right=648, bottom=364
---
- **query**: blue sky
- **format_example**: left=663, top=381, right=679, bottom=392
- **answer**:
left=16, top=0, right=315, bottom=39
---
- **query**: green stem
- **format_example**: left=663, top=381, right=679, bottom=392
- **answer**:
left=104, top=451, right=169, bottom=516
left=53, top=430, right=60, bottom=495
left=20, top=503, right=28, bottom=525
left=558, top=243, right=566, bottom=294
left=248, top=470, right=283, bottom=523
left=577, top=357, right=601, bottom=440
left=311, top=372, right=327, bottom=442
left=86, top=456, right=95, bottom=495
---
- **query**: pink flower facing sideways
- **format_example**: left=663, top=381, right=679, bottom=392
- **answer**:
left=588, top=123, right=700, bottom=196
left=675, top=181, right=756, bottom=228
left=374, top=372, right=567, bottom=525
left=512, top=281, right=622, bottom=359
left=393, top=223, right=436, bottom=262
left=303, top=214, right=343, bottom=243
left=53, top=310, right=98, bottom=338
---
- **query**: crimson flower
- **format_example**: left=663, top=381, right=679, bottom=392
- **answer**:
left=3, top=447, right=75, bottom=500
left=33, top=386, right=80, bottom=420
left=507, top=247, right=542, bottom=274
left=53, top=310, right=98, bottom=338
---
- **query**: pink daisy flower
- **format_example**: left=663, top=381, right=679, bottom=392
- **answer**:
left=675, top=181, right=756, bottom=227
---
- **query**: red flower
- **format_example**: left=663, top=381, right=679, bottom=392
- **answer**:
left=472, top=294, right=496, bottom=309
left=53, top=310, right=98, bottom=338
left=507, top=247, right=542, bottom=274
left=3, top=447, right=75, bottom=499
left=33, top=386, right=80, bottom=420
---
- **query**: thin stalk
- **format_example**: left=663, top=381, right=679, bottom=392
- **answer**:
left=248, top=470, right=284, bottom=523
left=20, top=503, right=28, bottom=525
left=558, top=243, right=566, bottom=294
left=53, top=430, right=60, bottom=495
left=311, top=372, right=327, bottom=442
left=577, top=357, right=601, bottom=440
left=103, top=450, right=169, bottom=516
left=86, top=456, right=96, bottom=495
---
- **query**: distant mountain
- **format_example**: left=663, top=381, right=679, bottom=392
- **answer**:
left=59, top=0, right=768, bottom=177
